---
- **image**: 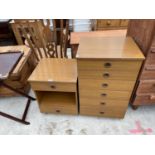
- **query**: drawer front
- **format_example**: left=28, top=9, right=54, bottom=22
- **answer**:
left=97, top=20, right=120, bottom=28
left=120, top=19, right=129, bottom=27
left=137, top=81, right=155, bottom=94
left=30, top=82, right=76, bottom=92
left=80, top=89, right=131, bottom=100
left=79, top=79, right=135, bottom=91
left=141, top=68, right=155, bottom=80
left=146, top=50, right=155, bottom=66
left=78, top=70, right=138, bottom=80
left=133, top=94, right=155, bottom=105
left=40, top=103, right=78, bottom=114
left=78, top=60, right=142, bottom=71
left=80, top=97, right=129, bottom=107
left=80, top=105, right=126, bottom=118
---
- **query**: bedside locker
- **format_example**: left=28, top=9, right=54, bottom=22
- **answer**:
left=76, top=37, right=144, bottom=118
left=28, top=58, right=78, bottom=115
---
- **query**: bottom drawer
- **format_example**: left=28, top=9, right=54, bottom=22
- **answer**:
left=80, top=105, right=127, bottom=118
left=133, top=94, right=155, bottom=105
left=35, top=91, right=78, bottom=115
left=40, top=104, right=78, bottom=115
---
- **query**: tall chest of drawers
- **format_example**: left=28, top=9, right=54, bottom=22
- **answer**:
left=132, top=37, right=155, bottom=107
left=76, top=37, right=144, bottom=118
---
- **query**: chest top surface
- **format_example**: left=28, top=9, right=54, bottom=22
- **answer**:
left=28, top=58, right=77, bottom=83
left=76, top=36, right=145, bottom=60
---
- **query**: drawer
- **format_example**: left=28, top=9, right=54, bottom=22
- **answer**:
left=80, top=89, right=131, bottom=100
left=77, top=60, right=142, bottom=71
left=146, top=50, right=155, bottom=66
left=137, top=80, right=155, bottom=94
left=79, top=79, right=135, bottom=91
left=141, top=67, right=155, bottom=80
left=30, top=82, right=76, bottom=92
left=40, top=104, right=78, bottom=115
left=80, top=105, right=127, bottom=118
left=120, top=19, right=129, bottom=27
left=78, top=70, right=138, bottom=80
left=133, top=94, right=155, bottom=105
left=80, top=97, right=129, bottom=107
left=97, top=20, right=120, bottom=28
left=36, top=91, right=78, bottom=114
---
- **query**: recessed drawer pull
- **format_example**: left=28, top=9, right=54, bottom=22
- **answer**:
left=103, top=73, right=110, bottom=78
left=100, top=102, right=106, bottom=105
left=100, top=111, right=105, bottom=114
left=50, top=85, right=56, bottom=89
left=101, top=93, right=107, bottom=97
left=56, top=110, right=60, bottom=113
left=106, top=21, right=111, bottom=25
left=104, top=62, right=112, bottom=68
left=102, top=83, right=108, bottom=87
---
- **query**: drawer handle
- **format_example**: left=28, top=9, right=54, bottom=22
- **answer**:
left=104, top=62, right=112, bottom=68
left=150, top=95, right=155, bottom=100
left=101, top=93, right=107, bottom=97
left=56, top=110, right=60, bottom=113
left=100, top=102, right=106, bottom=105
left=103, top=73, right=110, bottom=78
left=50, top=85, right=56, bottom=89
left=102, top=83, right=108, bottom=87
left=107, top=21, right=111, bottom=25
left=100, top=111, right=105, bottom=114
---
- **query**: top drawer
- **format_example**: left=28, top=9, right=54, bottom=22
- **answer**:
left=30, top=82, right=76, bottom=92
left=77, top=60, right=142, bottom=71
left=97, top=20, right=120, bottom=28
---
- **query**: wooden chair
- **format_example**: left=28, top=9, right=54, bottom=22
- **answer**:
left=18, top=19, right=70, bottom=61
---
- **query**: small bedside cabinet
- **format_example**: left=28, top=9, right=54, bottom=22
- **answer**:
left=28, top=58, right=78, bottom=115
left=77, top=36, right=144, bottom=118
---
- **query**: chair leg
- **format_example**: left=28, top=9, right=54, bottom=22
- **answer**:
left=0, top=98, right=31, bottom=125
left=0, top=81, right=36, bottom=125
left=2, top=82, right=35, bottom=100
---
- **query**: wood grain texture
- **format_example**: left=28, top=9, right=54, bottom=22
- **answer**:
left=0, top=45, right=35, bottom=96
left=76, top=37, right=145, bottom=60
left=77, top=36, right=144, bottom=118
left=28, top=58, right=77, bottom=83
left=70, top=30, right=127, bottom=45
left=80, top=106, right=127, bottom=118
left=77, top=59, right=143, bottom=71
left=29, top=58, right=78, bottom=115
left=79, top=79, right=135, bottom=91
left=80, top=89, right=131, bottom=100
left=79, top=97, right=128, bottom=107
left=95, top=19, right=129, bottom=31
left=78, top=69, right=139, bottom=80
left=30, top=82, right=76, bottom=92
left=128, top=20, right=155, bottom=106
left=35, top=91, right=78, bottom=114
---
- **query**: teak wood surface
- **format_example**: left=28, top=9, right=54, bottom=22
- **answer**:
left=28, top=58, right=77, bottom=83
left=70, top=30, right=127, bottom=45
left=77, top=36, right=144, bottom=118
left=76, top=37, right=145, bottom=60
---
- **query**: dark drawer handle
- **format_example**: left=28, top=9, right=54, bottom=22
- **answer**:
left=107, top=21, right=111, bottom=25
left=101, top=93, right=107, bottom=97
left=100, top=111, right=105, bottom=114
left=56, top=110, right=60, bottom=113
left=50, top=85, right=56, bottom=89
left=104, top=62, right=112, bottom=68
left=103, top=73, right=110, bottom=78
left=100, top=102, right=106, bottom=105
left=102, top=83, right=108, bottom=87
